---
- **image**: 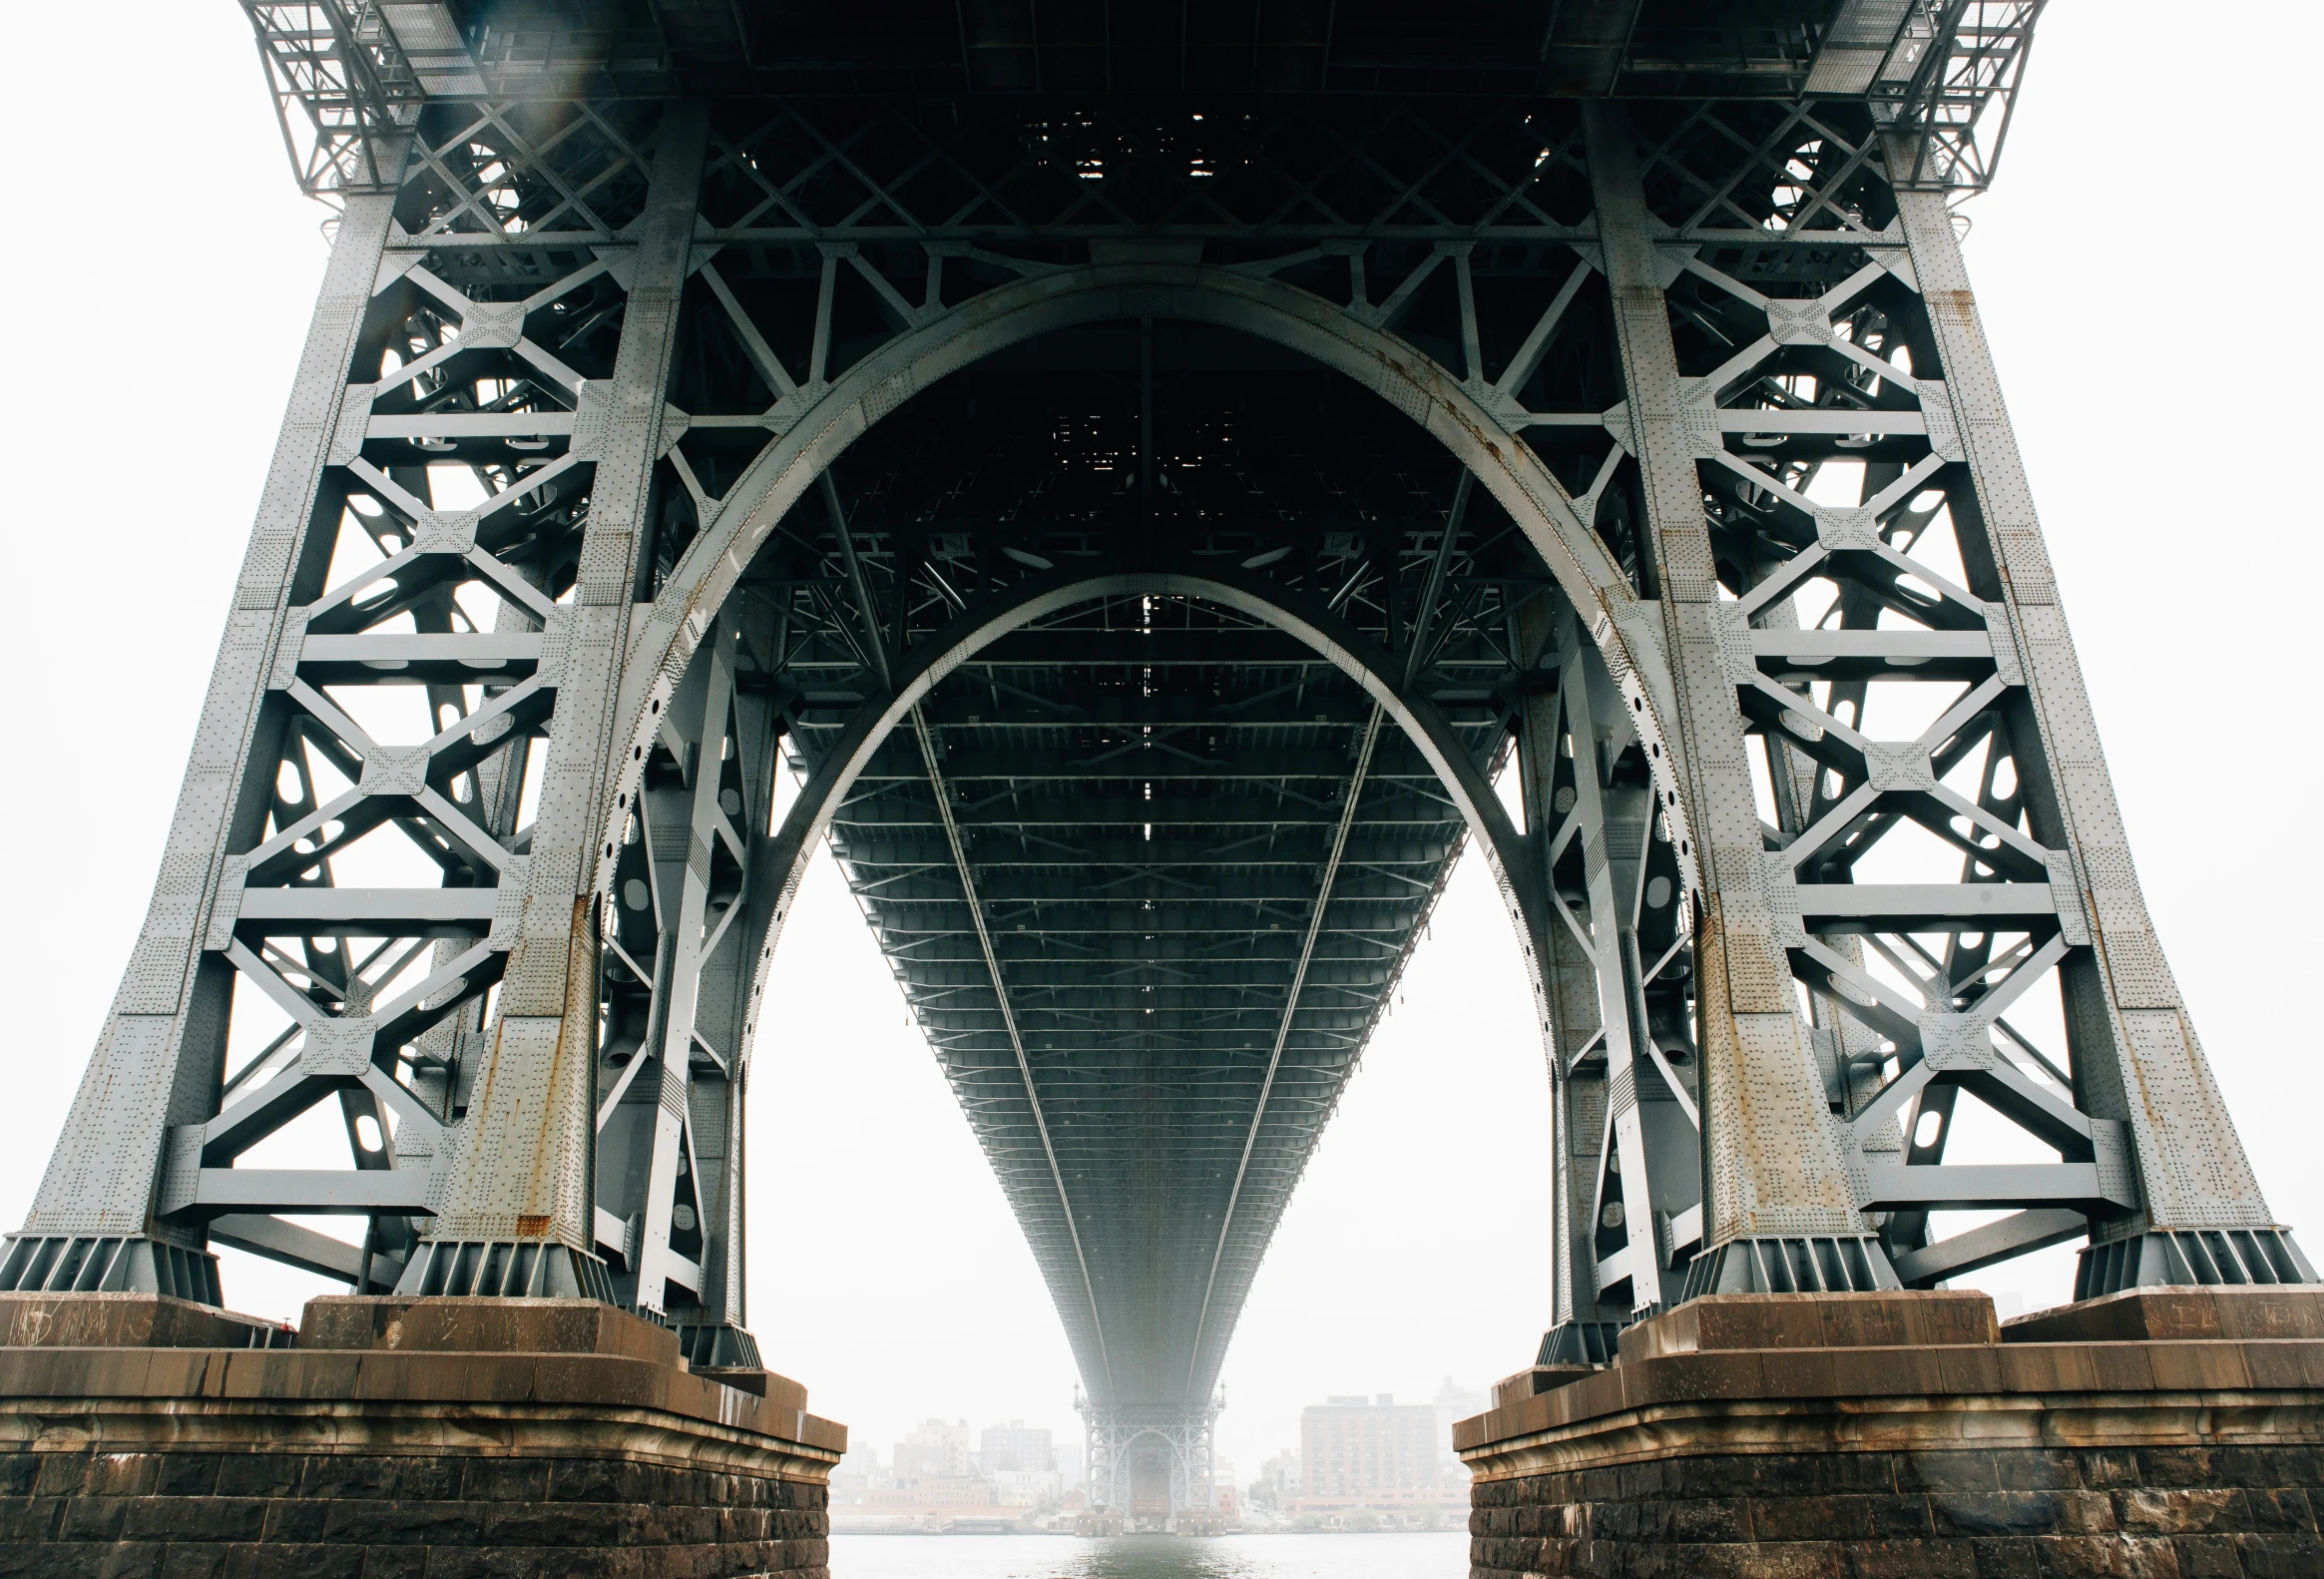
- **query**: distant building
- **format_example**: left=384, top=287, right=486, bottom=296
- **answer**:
left=893, top=1418, right=972, bottom=1481
left=829, top=1447, right=883, bottom=1506
left=980, top=1419, right=1056, bottom=1473
left=1248, top=1446, right=1302, bottom=1512
left=1432, top=1376, right=1486, bottom=1477
left=1296, top=1394, right=1444, bottom=1512
left=1204, top=1460, right=1240, bottom=1527
left=859, top=1476, right=992, bottom=1509
left=992, top=1467, right=1066, bottom=1506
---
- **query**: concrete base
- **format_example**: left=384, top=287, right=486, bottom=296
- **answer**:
left=0, top=1292, right=843, bottom=1578
left=1457, top=1288, right=2324, bottom=1578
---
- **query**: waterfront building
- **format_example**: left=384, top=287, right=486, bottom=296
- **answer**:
left=892, top=1418, right=972, bottom=1481
left=980, top=1419, right=1056, bottom=1473
left=992, top=1467, right=1067, bottom=1506
left=1432, top=1376, right=1486, bottom=1479
left=1296, top=1394, right=1444, bottom=1513
left=1248, top=1446, right=1302, bottom=1512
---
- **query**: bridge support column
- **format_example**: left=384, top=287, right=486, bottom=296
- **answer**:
left=405, top=104, right=713, bottom=1295
left=0, top=183, right=405, bottom=1302
left=1469, top=97, right=2324, bottom=1579
left=1511, top=600, right=1695, bottom=1359
left=0, top=1291, right=840, bottom=1574
left=1583, top=105, right=1891, bottom=1293
left=594, top=610, right=780, bottom=1365
left=1882, top=165, right=2308, bottom=1299
left=1462, top=1287, right=2324, bottom=1577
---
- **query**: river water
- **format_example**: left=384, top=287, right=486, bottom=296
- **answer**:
left=830, top=1532, right=1470, bottom=1578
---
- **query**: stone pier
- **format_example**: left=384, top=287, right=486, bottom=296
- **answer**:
left=0, top=1293, right=841, bottom=1578
left=1457, top=1289, right=2324, bottom=1578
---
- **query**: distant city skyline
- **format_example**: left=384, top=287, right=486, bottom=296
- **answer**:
left=824, top=1373, right=1488, bottom=1521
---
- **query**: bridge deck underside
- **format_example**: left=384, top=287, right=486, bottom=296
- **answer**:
left=741, top=361, right=1531, bottom=1407
left=812, top=619, right=1493, bottom=1406
left=387, top=0, right=1865, bottom=101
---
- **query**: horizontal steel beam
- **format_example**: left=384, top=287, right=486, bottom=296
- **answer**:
left=1855, top=1164, right=2119, bottom=1213
left=232, top=887, right=502, bottom=935
left=190, top=1169, right=434, bottom=1216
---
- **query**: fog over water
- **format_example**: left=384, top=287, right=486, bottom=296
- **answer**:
left=830, top=1533, right=1468, bottom=1579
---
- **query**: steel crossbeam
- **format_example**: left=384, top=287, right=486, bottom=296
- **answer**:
left=6, top=2, right=2307, bottom=1477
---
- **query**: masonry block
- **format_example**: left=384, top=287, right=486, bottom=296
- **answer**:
left=1460, top=1289, right=2324, bottom=1579
left=0, top=1294, right=842, bottom=1578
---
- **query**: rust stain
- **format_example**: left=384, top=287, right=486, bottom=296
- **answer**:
left=510, top=897, right=595, bottom=1226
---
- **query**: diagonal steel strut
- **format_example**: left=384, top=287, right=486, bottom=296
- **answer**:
left=909, top=704, right=1116, bottom=1397
left=1180, top=705, right=1386, bottom=1399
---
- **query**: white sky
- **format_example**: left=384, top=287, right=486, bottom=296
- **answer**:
left=2, top=3, right=2318, bottom=1488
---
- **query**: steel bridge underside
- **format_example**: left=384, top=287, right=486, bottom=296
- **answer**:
left=820, top=618, right=1482, bottom=1416
left=1, top=0, right=2112, bottom=1432
left=214, top=0, right=2046, bottom=1415
left=731, top=347, right=1524, bottom=1410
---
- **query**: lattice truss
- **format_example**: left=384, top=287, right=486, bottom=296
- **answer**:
left=12, top=32, right=2301, bottom=1385
left=0, top=101, right=661, bottom=1301
left=597, top=96, right=1633, bottom=1392
left=3, top=90, right=1628, bottom=1344
left=1867, top=1, right=2047, bottom=193
left=243, top=2, right=426, bottom=198
left=1629, top=99, right=2297, bottom=1291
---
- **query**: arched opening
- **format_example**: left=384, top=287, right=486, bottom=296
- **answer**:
left=585, top=307, right=1706, bottom=1509
left=606, top=260, right=1698, bottom=909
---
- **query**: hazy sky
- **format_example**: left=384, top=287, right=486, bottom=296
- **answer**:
left=3, top=4, right=2318, bottom=1487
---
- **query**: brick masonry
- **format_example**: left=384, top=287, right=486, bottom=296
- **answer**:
left=0, top=1446, right=829, bottom=1579
left=0, top=1294, right=843, bottom=1579
left=1459, top=1290, right=2324, bottom=1579
left=1469, top=1440, right=2320, bottom=1578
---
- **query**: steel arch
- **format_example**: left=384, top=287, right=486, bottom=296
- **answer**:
left=605, top=262, right=1702, bottom=913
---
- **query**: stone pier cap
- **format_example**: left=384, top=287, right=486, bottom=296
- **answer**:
left=0, top=1293, right=843, bottom=1574
left=1459, top=1287, right=2324, bottom=1462
left=0, top=1292, right=844, bottom=1464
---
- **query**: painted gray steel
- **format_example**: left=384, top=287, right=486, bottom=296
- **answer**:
left=6, top=0, right=2305, bottom=1520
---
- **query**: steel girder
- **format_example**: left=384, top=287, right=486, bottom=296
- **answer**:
left=238, top=3, right=2042, bottom=195
left=7, top=33, right=2307, bottom=1423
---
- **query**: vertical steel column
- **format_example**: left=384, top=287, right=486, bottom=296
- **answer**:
left=1560, top=634, right=1670, bottom=1312
left=634, top=640, right=734, bottom=1310
left=1516, top=595, right=1706, bottom=1339
left=1889, top=173, right=2313, bottom=1296
left=1513, top=610, right=1606, bottom=1342
left=1583, top=105, right=1895, bottom=1296
left=1514, top=603, right=1635, bottom=1353
left=400, top=106, right=708, bottom=1294
left=670, top=623, right=780, bottom=1353
left=1, top=189, right=402, bottom=1303
left=593, top=612, right=771, bottom=1349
